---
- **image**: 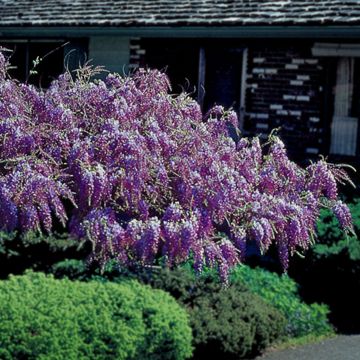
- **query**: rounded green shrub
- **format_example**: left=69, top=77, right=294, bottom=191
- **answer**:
left=115, top=266, right=286, bottom=360
left=0, top=272, right=193, bottom=360
left=231, top=265, right=333, bottom=338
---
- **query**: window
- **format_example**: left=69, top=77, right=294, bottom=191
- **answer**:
left=313, top=43, right=360, bottom=156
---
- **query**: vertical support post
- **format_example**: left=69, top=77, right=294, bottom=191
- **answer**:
left=25, top=41, right=30, bottom=81
left=239, top=48, right=248, bottom=132
left=197, top=47, right=206, bottom=110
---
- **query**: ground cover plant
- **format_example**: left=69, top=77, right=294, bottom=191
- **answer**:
left=231, top=265, right=333, bottom=338
left=0, top=271, right=193, bottom=360
left=0, top=50, right=354, bottom=281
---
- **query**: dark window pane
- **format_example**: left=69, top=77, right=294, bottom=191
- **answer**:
left=203, top=48, right=243, bottom=113
left=143, top=39, right=199, bottom=95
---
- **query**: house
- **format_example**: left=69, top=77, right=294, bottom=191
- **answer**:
left=1, top=0, right=360, bottom=160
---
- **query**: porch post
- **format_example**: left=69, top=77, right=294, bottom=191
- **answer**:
left=197, top=47, right=206, bottom=109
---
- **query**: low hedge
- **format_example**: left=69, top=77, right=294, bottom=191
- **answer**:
left=51, top=260, right=286, bottom=359
left=231, top=265, right=333, bottom=338
left=0, top=272, right=193, bottom=360
left=112, top=266, right=286, bottom=360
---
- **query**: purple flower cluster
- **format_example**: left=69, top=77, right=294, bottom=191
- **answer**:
left=0, top=51, right=354, bottom=278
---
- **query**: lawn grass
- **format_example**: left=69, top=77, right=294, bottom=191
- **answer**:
left=270, top=331, right=336, bottom=352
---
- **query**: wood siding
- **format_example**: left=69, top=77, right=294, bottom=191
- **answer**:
left=89, top=36, right=130, bottom=76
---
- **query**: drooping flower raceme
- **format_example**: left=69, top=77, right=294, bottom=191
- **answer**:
left=0, top=51, right=354, bottom=280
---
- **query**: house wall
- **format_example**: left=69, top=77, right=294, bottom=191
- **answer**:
left=129, top=37, right=146, bottom=70
left=88, top=36, right=130, bottom=75
left=131, top=39, right=334, bottom=160
left=245, top=44, right=332, bottom=158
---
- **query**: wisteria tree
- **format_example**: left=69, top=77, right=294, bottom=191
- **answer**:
left=0, top=51, right=354, bottom=281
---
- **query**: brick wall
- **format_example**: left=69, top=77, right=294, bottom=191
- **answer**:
left=129, top=37, right=146, bottom=71
left=244, top=45, right=331, bottom=159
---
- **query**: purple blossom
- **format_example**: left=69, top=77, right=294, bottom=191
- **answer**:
left=231, top=227, right=247, bottom=261
left=307, top=161, right=338, bottom=200
left=0, top=50, right=354, bottom=280
left=332, top=201, right=353, bottom=231
left=277, top=239, right=289, bottom=271
left=0, top=185, right=18, bottom=231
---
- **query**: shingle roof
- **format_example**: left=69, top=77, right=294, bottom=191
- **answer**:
left=1, top=0, right=360, bottom=27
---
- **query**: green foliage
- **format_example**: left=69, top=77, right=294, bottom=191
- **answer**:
left=0, top=231, right=17, bottom=257
left=288, top=197, right=360, bottom=333
left=0, top=231, right=82, bottom=256
left=108, top=266, right=286, bottom=360
left=0, top=231, right=88, bottom=278
left=0, top=272, right=193, bottom=360
left=51, top=258, right=90, bottom=280
left=315, top=199, right=360, bottom=260
left=231, top=265, right=333, bottom=338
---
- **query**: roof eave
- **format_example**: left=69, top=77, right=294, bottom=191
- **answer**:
left=1, top=25, right=360, bottom=38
